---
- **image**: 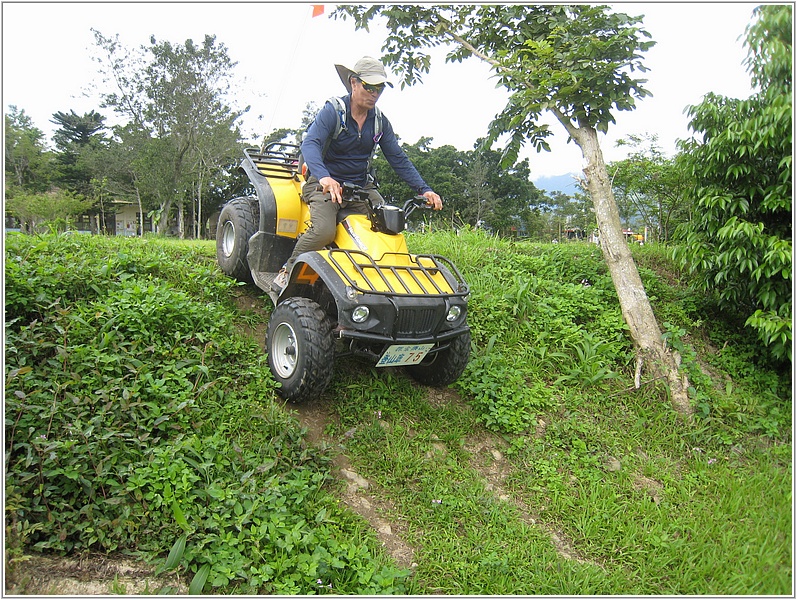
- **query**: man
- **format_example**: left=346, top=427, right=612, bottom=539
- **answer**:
left=273, top=56, right=443, bottom=292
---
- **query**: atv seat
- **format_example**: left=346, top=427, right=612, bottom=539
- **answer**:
left=336, top=206, right=366, bottom=224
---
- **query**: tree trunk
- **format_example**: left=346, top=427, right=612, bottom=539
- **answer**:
left=572, top=126, right=692, bottom=417
left=135, top=187, right=145, bottom=237
left=157, top=197, right=172, bottom=235
left=196, top=171, right=203, bottom=240
left=178, top=202, right=185, bottom=239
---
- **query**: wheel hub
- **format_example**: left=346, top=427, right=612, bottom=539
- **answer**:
left=221, top=221, right=236, bottom=258
left=271, top=322, right=298, bottom=378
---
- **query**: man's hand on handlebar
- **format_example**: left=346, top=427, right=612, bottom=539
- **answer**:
left=319, top=176, right=343, bottom=204
left=422, top=190, right=443, bottom=211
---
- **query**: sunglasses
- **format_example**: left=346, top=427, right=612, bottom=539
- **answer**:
left=357, top=79, right=385, bottom=94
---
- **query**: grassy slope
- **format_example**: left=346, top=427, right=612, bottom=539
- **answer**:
left=4, top=231, right=792, bottom=594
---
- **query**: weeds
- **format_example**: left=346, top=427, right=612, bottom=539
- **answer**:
left=5, top=231, right=791, bottom=595
left=4, top=234, right=406, bottom=594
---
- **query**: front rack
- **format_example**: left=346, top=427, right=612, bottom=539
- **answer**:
left=326, top=249, right=469, bottom=298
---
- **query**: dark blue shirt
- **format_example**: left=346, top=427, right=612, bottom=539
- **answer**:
left=301, top=95, right=431, bottom=194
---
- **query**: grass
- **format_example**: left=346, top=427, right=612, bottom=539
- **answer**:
left=4, top=230, right=792, bottom=595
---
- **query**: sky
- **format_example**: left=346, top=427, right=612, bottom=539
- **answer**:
left=2, top=2, right=760, bottom=183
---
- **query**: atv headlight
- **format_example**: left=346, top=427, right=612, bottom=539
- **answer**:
left=446, top=305, right=463, bottom=322
left=352, top=305, right=370, bottom=323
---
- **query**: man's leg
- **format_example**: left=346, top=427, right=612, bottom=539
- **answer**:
left=285, top=178, right=339, bottom=269
left=271, top=177, right=338, bottom=291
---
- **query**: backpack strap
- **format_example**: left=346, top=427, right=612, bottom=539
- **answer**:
left=367, top=106, right=383, bottom=183
left=302, top=97, right=384, bottom=183
left=328, top=96, right=347, bottom=141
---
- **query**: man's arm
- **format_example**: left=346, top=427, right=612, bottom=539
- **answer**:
left=301, top=102, right=344, bottom=203
left=378, top=118, right=442, bottom=210
left=301, top=103, right=338, bottom=182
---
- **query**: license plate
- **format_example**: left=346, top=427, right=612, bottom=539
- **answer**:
left=376, top=343, right=434, bottom=367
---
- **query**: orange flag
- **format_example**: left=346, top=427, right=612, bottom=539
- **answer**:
left=312, top=5, right=324, bottom=17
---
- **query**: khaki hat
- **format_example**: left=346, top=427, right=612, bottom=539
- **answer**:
left=335, top=56, right=395, bottom=93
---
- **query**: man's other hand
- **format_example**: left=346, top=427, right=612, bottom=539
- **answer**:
left=423, top=190, right=443, bottom=210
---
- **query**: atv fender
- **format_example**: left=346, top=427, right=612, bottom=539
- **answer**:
left=280, top=251, right=348, bottom=301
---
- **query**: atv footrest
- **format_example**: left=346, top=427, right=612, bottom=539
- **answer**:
left=327, top=249, right=469, bottom=297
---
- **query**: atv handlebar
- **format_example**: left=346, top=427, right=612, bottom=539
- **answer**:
left=317, top=182, right=434, bottom=217
left=403, top=196, right=433, bottom=219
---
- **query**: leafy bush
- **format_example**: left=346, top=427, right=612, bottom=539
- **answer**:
left=456, top=335, right=556, bottom=433
left=410, top=229, right=790, bottom=440
left=4, top=234, right=408, bottom=594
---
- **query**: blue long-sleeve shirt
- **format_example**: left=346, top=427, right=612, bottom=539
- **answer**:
left=301, top=95, right=432, bottom=194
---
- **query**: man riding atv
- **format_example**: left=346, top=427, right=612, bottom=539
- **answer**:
left=273, top=55, right=443, bottom=292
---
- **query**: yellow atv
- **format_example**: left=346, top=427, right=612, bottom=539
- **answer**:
left=216, top=143, right=471, bottom=402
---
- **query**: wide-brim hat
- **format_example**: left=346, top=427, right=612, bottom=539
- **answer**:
left=335, top=56, right=395, bottom=93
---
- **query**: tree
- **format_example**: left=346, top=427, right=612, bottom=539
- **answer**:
left=674, top=5, right=791, bottom=362
left=371, top=137, right=540, bottom=234
left=91, top=31, right=245, bottom=236
left=50, top=109, right=108, bottom=197
left=372, top=137, right=468, bottom=222
left=51, top=110, right=106, bottom=149
left=335, top=4, right=693, bottom=415
left=4, top=106, right=51, bottom=196
left=6, top=189, right=93, bottom=233
left=609, top=134, right=692, bottom=242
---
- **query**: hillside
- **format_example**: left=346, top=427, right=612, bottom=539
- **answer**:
left=4, top=232, right=791, bottom=595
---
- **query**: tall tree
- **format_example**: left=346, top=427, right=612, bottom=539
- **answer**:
left=335, top=4, right=693, bottom=415
left=4, top=106, right=51, bottom=196
left=91, top=31, right=244, bottom=236
left=51, top=110, right=106, bottom=149
left=50, top=109, right=108, bottom=197
left=674, top=5, right=792, bottom=362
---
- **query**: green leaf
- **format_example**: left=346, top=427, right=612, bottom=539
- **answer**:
left=163, top=534, right=186, bottom=571
left=171, top=499, right=189, bottom=531
left=189, top=564, right=211, bottom=595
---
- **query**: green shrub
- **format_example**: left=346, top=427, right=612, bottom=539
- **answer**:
left=4, top=234, right=407, bottom=594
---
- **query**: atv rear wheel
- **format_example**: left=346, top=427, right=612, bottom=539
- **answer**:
left=216, top=196, right=259, bottom=284
left=267, top=297, right=335, bottom=403
left=405, top=330, right=471, bottom=387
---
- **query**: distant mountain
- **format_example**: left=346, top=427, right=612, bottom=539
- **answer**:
left=533, top=173, right=581, bottom=195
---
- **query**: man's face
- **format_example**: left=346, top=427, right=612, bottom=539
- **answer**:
left=350, top=77, right=384, bottom=110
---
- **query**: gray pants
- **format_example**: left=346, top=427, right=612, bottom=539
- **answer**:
left=285, top=176, right=383, bottom=269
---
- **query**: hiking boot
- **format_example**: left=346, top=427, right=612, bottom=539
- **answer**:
left=271, top=268, right=288, bottom=293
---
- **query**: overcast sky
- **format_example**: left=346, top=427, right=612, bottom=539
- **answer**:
left=2, top=2, right=759, bottom=181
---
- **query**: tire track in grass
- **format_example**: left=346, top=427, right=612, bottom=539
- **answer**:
left=233, top=287, right=418, bottom=569
left=428, top=387, right=603, bottom=568
left=463, top=434, right=597, bottom=565
left=288, top=398, right=418, bottom=570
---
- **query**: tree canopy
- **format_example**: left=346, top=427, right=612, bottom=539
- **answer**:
left=90, top=31, right=246, bottom=235
left=5, top=106, right=51, bottom=196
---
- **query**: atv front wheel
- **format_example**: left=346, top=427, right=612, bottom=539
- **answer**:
left=405, top=330, right=471, bottom=387
left=216, top=196, right=259, bottom=284
left=267, top=297, right=335, bottom=402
